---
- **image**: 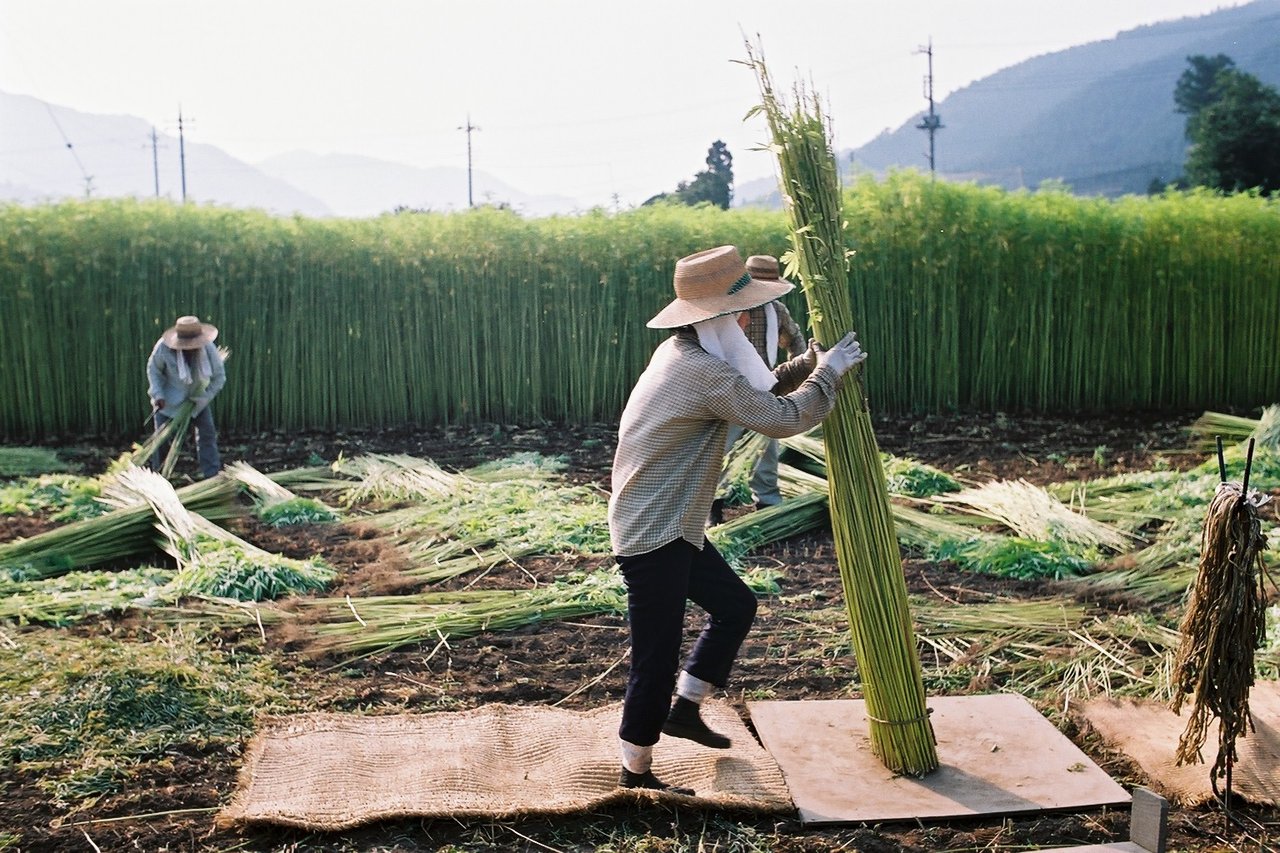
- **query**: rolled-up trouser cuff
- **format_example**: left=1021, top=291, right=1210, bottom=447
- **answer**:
left=620, top=738, right=652, bottom=773
left=675, top=670, right=714, bottom=704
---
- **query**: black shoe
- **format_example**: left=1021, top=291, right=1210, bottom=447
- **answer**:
left=662, top=697, right=731, bottom=749
left=709, top=498, right=725, bottom=527
left=619, top=767, right=694, bottom=796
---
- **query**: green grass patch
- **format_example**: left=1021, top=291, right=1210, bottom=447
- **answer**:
left=257, top=496, right=340, bottom=526
left=0, top=567, right=174, bottom=626
left=0, top=447, right=75, bottom=478
left=930, top=536, right=1096, bottom=580
left=168, top=535, right=335, bottom=601
left=1262, top=605, right=1280, bottom=675
left=883, top=454, right=961, bottom=498
left=466, top=451, right=568, bottom=481
left=0, top=627, right=287, bottom=805
left=0, top=474, right=106, bottom=521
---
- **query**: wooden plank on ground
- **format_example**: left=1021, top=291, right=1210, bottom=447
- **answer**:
left=1081, top=681, right=1280, bottom=808
left=748, top=694, right=1129, bottom=826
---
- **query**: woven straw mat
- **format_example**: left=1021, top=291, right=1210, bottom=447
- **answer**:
left=1081, top=680, right=1280, bottom=807
left=219, top=700, right=793, bottom=830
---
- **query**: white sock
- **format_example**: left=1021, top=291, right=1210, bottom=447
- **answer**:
left=620, top=739, right=652, bottom=774
left=675, top=671, right=714, bottom=704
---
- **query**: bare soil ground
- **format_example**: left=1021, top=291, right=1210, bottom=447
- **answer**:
left=2, top=410, right=1278, bottom=852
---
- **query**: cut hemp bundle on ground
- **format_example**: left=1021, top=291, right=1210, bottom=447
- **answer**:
left=225, top=461, right=339, bottom=526
left=0, top=472, right=240, bottom=580
left=360, top=454, right=611, bottom=584
left=106, top=466, right=333, bottom=602
left=1188, top=403, right=1279, bottom=452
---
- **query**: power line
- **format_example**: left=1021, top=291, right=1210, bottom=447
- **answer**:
left=39, top=99, right=94, bottom=197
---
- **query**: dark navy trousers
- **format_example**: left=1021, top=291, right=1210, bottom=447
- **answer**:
left=152, top=405, right=222, bottom=479
left=617, top=538, right=757, bottom=746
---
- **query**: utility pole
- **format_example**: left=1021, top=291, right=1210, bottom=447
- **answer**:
left=915, top=39, right=943, bottom=175
left=150, top=126, right=161, bottom=197
left=178, top=106, right=189, bottom=202
left=457, top=114, right=479, bottom=207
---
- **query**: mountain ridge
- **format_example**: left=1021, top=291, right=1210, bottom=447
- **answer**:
left=0, top=91, right=332, bottom=215
left=255, top=150, right=580, bottom=218
left=846, top=0, right=1280, bottom=196
left=0, top=91, right=578, bottom=217
left=7, top=2, right=1278, bottom=215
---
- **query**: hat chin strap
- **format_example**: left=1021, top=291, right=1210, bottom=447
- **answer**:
left=694, top=314, right=776, bottom=392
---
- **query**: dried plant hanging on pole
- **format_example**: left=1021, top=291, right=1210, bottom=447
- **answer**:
left=1171, top=438, right=1271, bottom=806
left=743, top=40, right=937, bottom=775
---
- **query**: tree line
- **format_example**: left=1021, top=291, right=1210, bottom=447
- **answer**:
left=1154, top=53, right=1280, bottom=196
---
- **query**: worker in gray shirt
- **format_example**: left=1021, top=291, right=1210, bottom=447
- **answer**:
left=608, top=245, right=865, bottom=794
left=146, top=314, right=226, bottom=478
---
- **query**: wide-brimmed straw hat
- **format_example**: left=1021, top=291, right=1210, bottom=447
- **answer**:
left=648, top=245, right=794, bottom=329
left=745, top=254, right=794, bottom=287
left=162, top=315, right=219, bottom=350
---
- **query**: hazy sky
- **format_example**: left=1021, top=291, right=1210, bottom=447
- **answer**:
left=0, top=0, right=1246, bottom=209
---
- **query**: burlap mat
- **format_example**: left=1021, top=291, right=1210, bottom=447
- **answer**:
left=1080, top=680, right=1280, bottom=807
left=219, top=700, right=793, bottom=829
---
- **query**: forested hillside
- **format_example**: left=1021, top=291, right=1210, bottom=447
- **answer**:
left=850, top=0, right=1280, bottom=195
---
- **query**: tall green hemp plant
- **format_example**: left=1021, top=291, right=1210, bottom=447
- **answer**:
left=743, top=42, right=937, bottom=775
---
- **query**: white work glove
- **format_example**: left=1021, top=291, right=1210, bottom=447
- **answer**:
left=801, top=339, right=821, bottom=371
left=814, top=331, right=867, bottom=378
left=190, top=394, right=210, bottom=413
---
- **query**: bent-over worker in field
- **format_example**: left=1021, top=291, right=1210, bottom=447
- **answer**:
left=710, top=254, right=806, bottom=525
left=146, top=314, right=226, bottom=478
left=608, top=244, right=866, bottom=794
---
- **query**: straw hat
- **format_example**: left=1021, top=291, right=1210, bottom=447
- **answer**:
left=648, top=246, right=794, bottom=329
left=745, top=254, right=794, bottom=286
left=162, top=315, right=219, bottom=350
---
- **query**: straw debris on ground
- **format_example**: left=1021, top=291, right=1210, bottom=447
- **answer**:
left=0, top=413, right=1276, bottom=851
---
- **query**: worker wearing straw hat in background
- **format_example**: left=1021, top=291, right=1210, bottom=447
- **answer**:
left=710, top=255, right=806, bottom=525
left=608, top=245, right=865, bottom=794
left=146, top=314, right=226, bottom=478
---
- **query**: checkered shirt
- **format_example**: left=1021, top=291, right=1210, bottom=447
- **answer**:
left=608, top=329, right=839, bottom=557
left=744, top=300, right=805, bottom=366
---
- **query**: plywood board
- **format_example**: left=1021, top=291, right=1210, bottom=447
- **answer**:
left=1081, top=680, right=1280, bottom=807
left=748, top=694, right=1129, bottom=825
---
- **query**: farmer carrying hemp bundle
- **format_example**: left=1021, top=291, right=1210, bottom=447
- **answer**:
left=146, top=314, right=226, bottom=478
left=608, top=245, right=865, bottom=794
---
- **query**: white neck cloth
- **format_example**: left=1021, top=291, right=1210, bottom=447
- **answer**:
left=694, top=313, right=776, bottom=392
left=176, top=346, right=210, bottom=385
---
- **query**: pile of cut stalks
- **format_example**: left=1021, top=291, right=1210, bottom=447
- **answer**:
left=1, top=408, right=1276, bottom=717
